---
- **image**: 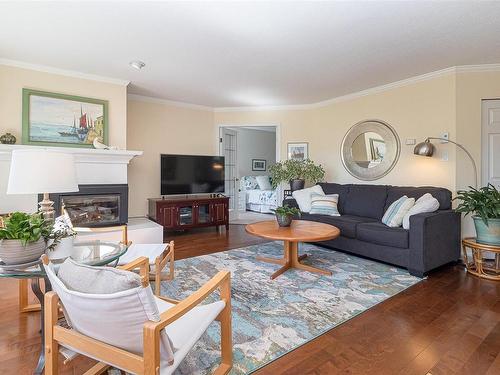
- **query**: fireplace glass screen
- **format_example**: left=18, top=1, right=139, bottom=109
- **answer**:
left=62, top=195, right=121, bottom=226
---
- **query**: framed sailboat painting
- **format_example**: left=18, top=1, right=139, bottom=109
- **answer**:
left=22, top=89, right=108, bottom=148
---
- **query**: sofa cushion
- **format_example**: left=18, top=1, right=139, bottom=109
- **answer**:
left=343, top=184, right=388, bottom=219
left=384, top=186, right=451, bottom=211
left=292, top=185, right=325, bottom=213
left=300, top=213, right=375, bottom=238
left=357, top=222, right=409, bottom=249
left=317, top=183, right=349, bottom=213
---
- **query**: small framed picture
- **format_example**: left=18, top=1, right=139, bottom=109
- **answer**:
left=252, top=159, right=266, bottom=171
left=287, top=142, right=309, bottom=160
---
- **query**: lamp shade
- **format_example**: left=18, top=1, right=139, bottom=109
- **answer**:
left=7, top=150, right=79, bottom=194
left=413, top=140, right=435, bottom=157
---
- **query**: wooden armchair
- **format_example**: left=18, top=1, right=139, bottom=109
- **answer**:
left=42, top=255, right=232, bottom=375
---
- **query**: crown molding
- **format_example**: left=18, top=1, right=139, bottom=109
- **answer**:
left=214, top=66, right=459, bottom=112
left=7, top=57, right=497, bottom=111
left=0, top=58, right=130, bottom=86
left=455, top=63, right=500, bottom=73
left=127, top=93, right=213, bottom=111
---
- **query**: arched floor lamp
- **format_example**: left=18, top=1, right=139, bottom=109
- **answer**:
left=413, top=137, right=478, bottom=189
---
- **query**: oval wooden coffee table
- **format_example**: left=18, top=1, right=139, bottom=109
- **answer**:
left=245, top=220, right=340, bottom=279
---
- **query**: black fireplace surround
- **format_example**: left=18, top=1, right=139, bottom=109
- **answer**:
left=41, top=184, right=128, bottom=227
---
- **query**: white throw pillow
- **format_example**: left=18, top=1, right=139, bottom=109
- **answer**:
left=256, top=175, right=272, bottom=190
left=292, top=185, right=325, bottom=213
left=402, top=193, right=440, bottom=229
left=382, top=195, right=415, bottom=227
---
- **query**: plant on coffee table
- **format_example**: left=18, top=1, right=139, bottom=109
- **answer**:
left=272, top=206, right=301, bottom=227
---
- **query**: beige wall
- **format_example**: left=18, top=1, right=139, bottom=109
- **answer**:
left=0, top=64, right=128, bottom=148
left=215, top=74, right=457, bottom=191
left=127, top=98, right=214, bottom=216
left=125, top=68, right=500, bottom=238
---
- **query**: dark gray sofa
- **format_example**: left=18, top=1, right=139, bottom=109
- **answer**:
left=284, top=183, right=461, bottom=277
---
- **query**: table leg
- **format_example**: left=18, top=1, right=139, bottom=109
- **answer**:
left=257, top=241, right=331, bottom=279
left=32, top=277, right=51, bottom=375
left=290, top=242, right=332, bottom=276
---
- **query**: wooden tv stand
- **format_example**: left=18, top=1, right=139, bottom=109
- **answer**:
left=148, top=195, right=229, bottom=232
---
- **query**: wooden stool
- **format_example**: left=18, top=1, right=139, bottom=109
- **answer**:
left=462, top=237, right=500, bottom=281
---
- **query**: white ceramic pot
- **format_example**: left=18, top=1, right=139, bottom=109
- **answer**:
left=0, top=239, right=46, bottom=265
left=47, top=236, right=74, bottom=260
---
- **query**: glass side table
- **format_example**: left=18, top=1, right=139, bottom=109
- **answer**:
left=0, top=240, right=129, bottom=375
left=462, top=237, right=500, bottom=281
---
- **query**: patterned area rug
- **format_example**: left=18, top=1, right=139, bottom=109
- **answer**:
left=162, top=242, right=421, bottom=374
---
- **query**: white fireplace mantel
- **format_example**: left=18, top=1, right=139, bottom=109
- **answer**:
left=0, top=144, right=143, bottom=213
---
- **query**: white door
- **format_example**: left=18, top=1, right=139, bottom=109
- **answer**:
left=482, top=100, right=500, bottom=188
left=220, top=128, right=238, bottom=210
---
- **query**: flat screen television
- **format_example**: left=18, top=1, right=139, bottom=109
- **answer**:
left=161, top=154, right=225, bottom=195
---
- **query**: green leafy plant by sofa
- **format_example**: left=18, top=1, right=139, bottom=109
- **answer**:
left=269, top=159, right=325, bottom=189
left=454, top=184, right=500, bottom=225
left=272, top=206, right=301, bottom=217
left=0, top=212, right=52, bottom=246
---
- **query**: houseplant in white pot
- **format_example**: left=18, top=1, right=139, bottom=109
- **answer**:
left=0, top=212, right=52, bottom=265
left=46, top=214, right=76, bottom=260
left=455, top=184, right=500, bottom=245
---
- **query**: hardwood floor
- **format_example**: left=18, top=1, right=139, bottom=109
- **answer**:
left=0, top=224, right=498, bottom=374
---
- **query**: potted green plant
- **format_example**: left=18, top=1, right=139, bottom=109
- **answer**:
left=0, top=212, right=52, bottom=265
left=272, top=206, right=301, bottom=227
left=454, top=184, right=500, bottom=245
left=269, top=159, right=325, bottom=191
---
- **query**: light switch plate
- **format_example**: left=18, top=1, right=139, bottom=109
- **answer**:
left=406, top=138, right=416, bottom=145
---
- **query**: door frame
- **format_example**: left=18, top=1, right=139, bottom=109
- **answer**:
left=481, top=99, right=500, bottom=187
left=216, top=123, right=282, bottom=209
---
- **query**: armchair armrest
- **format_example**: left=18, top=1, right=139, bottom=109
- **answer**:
left=409, top=210, right=461, bottom=277
left=118, top=256, right=150, bottom=287
left=142, top=271, right=232, bottom=373
left=152, top=270, right=230, bottom=330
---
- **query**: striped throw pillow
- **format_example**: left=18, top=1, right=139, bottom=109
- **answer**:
left=309, top=193, right=340, bottom=216
left=382, top=196, right=415, bottom=227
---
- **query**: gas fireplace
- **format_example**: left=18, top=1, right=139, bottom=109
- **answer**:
left=42, top=184, right=128, bottom=227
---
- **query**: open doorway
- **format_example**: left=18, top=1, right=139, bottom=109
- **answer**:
left=218, top=124, right=280, bottom=224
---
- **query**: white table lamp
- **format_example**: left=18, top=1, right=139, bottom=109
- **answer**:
left=7, top=149, right=79, bottom=220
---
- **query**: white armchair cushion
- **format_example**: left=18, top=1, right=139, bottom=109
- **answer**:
left=57, top=258, right=142, bottom=294
left=43, top=262, right=175, bottom=365
left=155, top=297, right=225, bottom=374
left=117, top=243, right=168, bottom=266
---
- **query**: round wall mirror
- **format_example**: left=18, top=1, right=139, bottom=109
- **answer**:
left=341, top=120, right=400, bottom=180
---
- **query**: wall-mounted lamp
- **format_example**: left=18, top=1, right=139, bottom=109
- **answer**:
left=413, top=137, right=478, bottom=188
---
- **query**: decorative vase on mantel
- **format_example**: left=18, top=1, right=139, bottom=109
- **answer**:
left=0, top=132, right=16, bottom=144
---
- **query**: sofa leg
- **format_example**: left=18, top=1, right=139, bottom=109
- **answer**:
left=408, top=269, right=425, bottom=278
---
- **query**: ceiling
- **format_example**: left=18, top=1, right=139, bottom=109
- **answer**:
left=1, top=1, right=500, bottom=108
